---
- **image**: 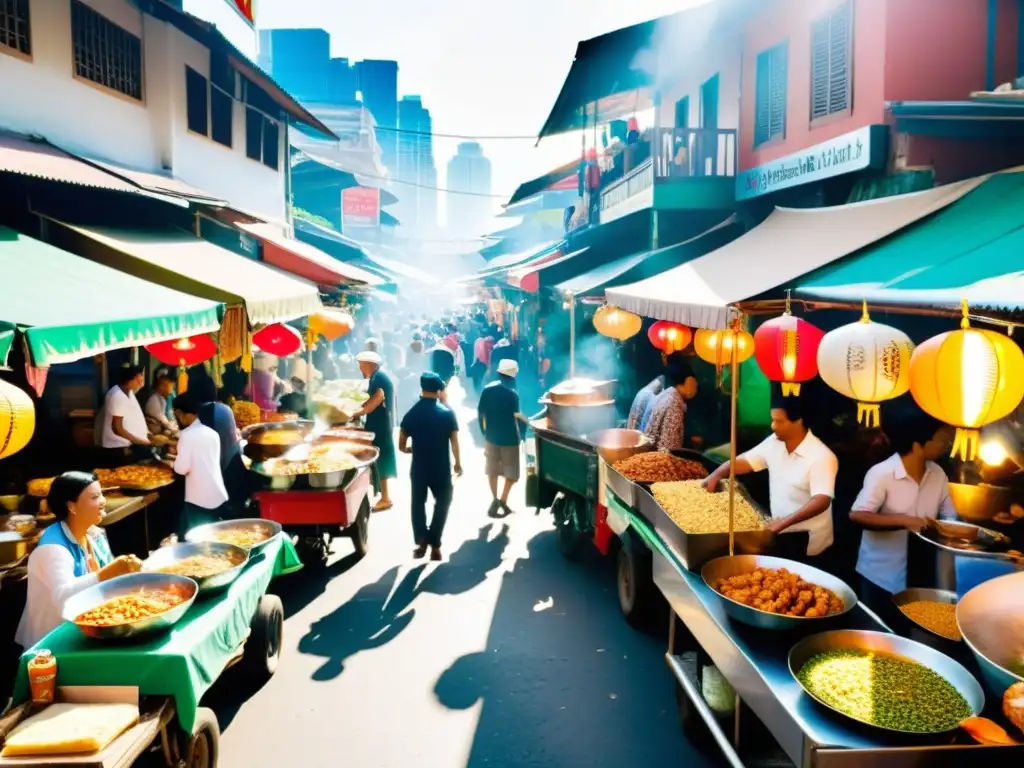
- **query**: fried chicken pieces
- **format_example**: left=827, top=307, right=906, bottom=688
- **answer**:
left=714, top=567, right=844, bottom=618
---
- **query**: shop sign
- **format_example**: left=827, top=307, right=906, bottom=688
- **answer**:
left=341, top=187, right=380, bottom=231
left=736, top=124, right=888, bottom=200
left=224, top=0, right=256, bottom=27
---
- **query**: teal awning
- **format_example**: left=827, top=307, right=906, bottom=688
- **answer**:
left=796, top=172, right=1024, bottom=314
left=0, top=227, right=222, bottom=367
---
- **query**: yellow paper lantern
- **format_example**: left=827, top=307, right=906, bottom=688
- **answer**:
left=693, top=327, right=754, bottom=371
left=593, top=305, right=642, bottom=341
left=909, top=300, right=1024, bottom=461
left=309, top=310, right=354, bottom=342
left=0, top=380, right=35, bottom=460
left=817, top=303, right=915, bottom=428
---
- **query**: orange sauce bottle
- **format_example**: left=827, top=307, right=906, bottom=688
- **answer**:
left=28, top=650, right=56, bottom=704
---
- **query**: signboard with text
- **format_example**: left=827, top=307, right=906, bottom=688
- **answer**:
left=736, top=124, right=888, bottom=200
left=341, top=187, right=381, bottom=231
left=224, top=0, right=256, bottom=27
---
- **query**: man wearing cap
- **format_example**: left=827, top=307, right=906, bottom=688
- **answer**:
left=351, top=351, right=397, bottom=511
left=399, top=372, right=463, bottom=560
left=478, top=358, right=523, bottom=516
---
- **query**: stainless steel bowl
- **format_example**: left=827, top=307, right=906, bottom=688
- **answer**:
left=891, top=587, right=961, bottom=643
left=185, top=518, right=282, bottom=554
left=957, top=571, right=1024, bottom=695
left=788, top=629, right=986, bottom=734
left=915, top=519, right=1012, bottom=560
left=701, top=555, right=857, bottom=630
left=584, top=428, right=653, bottom=465
left=142, top=541, right=248, bottom=595
left=63, top=572, right=198, bottom=640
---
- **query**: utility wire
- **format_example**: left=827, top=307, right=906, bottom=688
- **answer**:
left=355, top=170, right=513, bottom=199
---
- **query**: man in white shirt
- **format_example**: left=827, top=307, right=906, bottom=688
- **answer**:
left=703, top=394, right=839, bottom=561
left=172, top=392, right=229, bottom=535
left=101, top=365, right=151, bottom=450
left=850, top=409, right=955, bottom=621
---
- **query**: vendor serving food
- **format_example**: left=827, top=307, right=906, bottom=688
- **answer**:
left=15, top=472, right=142, bottom=650
left=849, top=407, right=955, bottom=618
left=643, top=362, right=699, bottom=452
left=351, top=351, right=397, bottom=511
left=703, top=393, right=838, bottom=562
left=99, top=365, right=152, bottom=458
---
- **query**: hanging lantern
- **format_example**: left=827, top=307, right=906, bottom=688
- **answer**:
left=146, top=335, right=217, bottom=394
left=0, top=380, right=35, bottom=460
left=309, top=310, right=354, bottom=342
left=593, top=305, right=642, bottom=341
left=817, top=302, right=915, bottom=428
left=253, top=323, right=303, bottom=357
left=910, top=300, right=1024, bottom=461
left=694, top=326, right=755, bottom=372
left=648, top=321, right=693, bottom=353
left=753, top=300, right=824, bottom=396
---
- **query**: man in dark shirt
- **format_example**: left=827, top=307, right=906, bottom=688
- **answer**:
left=477, top=359, right=522, bottom=517
left=399, top=373, right=462, bottom=561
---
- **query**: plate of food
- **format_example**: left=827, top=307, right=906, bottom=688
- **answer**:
left=63, top=572, right=198, bottom=640
left=94, top=464, right=176, bottom=491
left=143, top=540, right=248, bottom=595
left=184, top=518, right=281, bottom=554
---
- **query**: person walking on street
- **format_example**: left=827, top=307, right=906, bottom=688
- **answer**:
left=352, top=351, right=398, bottom=511
left=478, top=359, right=523, bottom=517
left=399, top=373, right=463, bottom=561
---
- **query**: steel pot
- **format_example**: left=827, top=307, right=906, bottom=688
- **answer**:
left=541, top=400, right=617, bottom=438
left=544, top=378, right=615, bottom=406
left=585, top=428, right=653, bottom=465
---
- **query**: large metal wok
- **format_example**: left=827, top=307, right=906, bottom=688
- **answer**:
left=956, top=570, right=1024, bottom=695
left=253, top=441, right=380, bottom=491
left=143, top=540, right=248, bottom=595
left=63, top=572, right=198, bottom=641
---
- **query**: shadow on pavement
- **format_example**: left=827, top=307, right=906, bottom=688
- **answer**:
left=272, top=549, right=365, bottom=618
left=432, top=530, right=711, bottom=768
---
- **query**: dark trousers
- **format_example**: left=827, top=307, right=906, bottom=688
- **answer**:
left=857, top=575, right=900, bottom=628
left=181, top=501, right=225, bottom=539
left=411, top=476, right=453, bottom=548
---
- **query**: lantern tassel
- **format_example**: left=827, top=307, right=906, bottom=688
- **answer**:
left=857, top=402, right=880, bottom=428
left=781, top=382, right=801, bottom=396
left=951, top=428, right=979, bottom=462
left=176, top=365, right=189, bottom=395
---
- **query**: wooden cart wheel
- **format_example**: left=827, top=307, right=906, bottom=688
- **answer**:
left=553, top=494, right=586, bottom=561
left=180, top=707, right=220, bottom=768
left=348, top=499, right=370, bottom=558
left=617, top=531, right=656, bottom=628
left=239, top=594, right=284, bottom=685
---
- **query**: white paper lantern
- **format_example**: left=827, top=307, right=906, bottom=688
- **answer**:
left=816, top=304, right=915, bottom=427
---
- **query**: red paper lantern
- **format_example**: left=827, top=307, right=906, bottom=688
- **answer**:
left=253, top=323, right=302, bottom=357
left=753, top=311, right=825, bottom=396
left=648, top=321, right=692, bottom=353
left=146, top=335, right=217, bottom=367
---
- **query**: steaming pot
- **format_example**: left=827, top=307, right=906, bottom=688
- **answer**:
left=539, top=378, right=617, bottom=437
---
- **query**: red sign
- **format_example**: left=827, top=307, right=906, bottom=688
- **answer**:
left=341, top=187, right=380, bottom=230
left=225, top=0, right=256, bottom=26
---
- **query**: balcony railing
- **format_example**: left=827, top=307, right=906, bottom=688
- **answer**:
left=654, top=127, right=737, bottom=179
left=600, top=158, right=654, bottom=213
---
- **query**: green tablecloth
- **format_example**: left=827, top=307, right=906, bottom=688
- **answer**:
left=14, top=535, right=302, bottom=733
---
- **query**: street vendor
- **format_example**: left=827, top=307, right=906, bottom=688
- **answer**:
left=100, top=364, right=152, bottom=456
left=172, top=393, right=230, bottom=534
left=628, top=374, right=664, bottom=430
left=643, top=363, right=699, bottom=452
left=15, top=472, right=143, bottom=650
left=850, top=408, right=956, bottom=617
left=144, top=371, right=178, bottom=438
left=351, top=351, right=397, bottom=511
left=703, top=393, right=838, bottom=562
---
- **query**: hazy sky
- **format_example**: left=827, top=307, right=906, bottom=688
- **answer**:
left=219, top=0, right=697, bottom=234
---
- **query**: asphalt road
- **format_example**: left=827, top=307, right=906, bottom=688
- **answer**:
left=210, top=381, right=714, bottom=768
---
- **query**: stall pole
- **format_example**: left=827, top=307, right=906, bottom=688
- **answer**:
left=306, top=327, right=315, bottom=402
left=568, top=291, right=577, bottom=379
left=727, top=319, right=740, bottom=556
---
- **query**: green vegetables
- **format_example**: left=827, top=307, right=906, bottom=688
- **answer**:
left=797, top=650, right=973, bottom=733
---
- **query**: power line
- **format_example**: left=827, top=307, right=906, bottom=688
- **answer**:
left=356, top=170, right=513, bottom=199
left=373, top=126, right=539, bottom=141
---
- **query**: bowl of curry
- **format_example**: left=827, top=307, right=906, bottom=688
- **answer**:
left=143, top=541, right=248, bottom=595
left=184, top=518, right=281, bottom=555
left=63, top=572, right=198, bottom=640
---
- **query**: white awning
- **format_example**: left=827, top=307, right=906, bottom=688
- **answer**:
left=605, top=176, right=986, bottom=329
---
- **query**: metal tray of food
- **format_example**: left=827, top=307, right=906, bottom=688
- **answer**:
left=914, top=519, right=1015, bottom=561
left=142, top=540, right=249, bottom=595
left=604, top=449, right=720, bottom=511
left=891, top=587, right=964, bottom=651
left=637, top=481, right=775, bottom=572
left=63, top=572, right=198, bottom=640
left=253, top=441, right=380, bottom=491
left=185, top=518, right=282, bottom=554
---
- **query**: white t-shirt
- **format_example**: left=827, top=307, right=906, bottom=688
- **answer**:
left=852, top=453, right=957, bottom=594
left=101, top=386, right=149, bottom=448
left=741, top=430, right=838, bottom=556
left=173, top=420, right=229, bottom=510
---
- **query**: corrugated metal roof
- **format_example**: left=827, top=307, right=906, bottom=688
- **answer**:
left=0, top=132, right=150, bottom=194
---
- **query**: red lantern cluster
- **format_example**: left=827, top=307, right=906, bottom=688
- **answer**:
left=753, top=312, right=824, bottom=396
left=253, top=323, right=303, bottom=357
left=648, top=321, right=692, bottom=353
left=146, top=335, right=217, bottom=367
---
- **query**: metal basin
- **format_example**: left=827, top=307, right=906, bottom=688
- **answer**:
left=788, top=629, right=986, bottom=734
left=891, top=587, right=961, bottom=645
left=957, top=570, right=1024, bottom=695
left=585, top=428, right=653, bottom=465
left=255, top=441, right=380, bottom=490
left=63, top=572, right=198, bottom=640
left=701, top=555, right=857, bottom=630
left=914, top=519, right=1012, bottom=561
left=143, top=541, right=248, bottom=595
left=947, top=482, right=1013, bottom=524
left=185, top=518, right=282, bottom=554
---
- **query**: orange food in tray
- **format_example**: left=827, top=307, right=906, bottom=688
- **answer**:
left=74, top=588, right=187, bottom=627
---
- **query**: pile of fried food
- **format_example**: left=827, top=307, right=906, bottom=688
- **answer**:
left=211, top=527, right=272, bottom=549
left=74, top=587, right=189, bottom=627
left=26, top=477, right=55, bottom=498
left=651, top=480, right=765, bottom=534
left=155, top=552, right=243, bottom=580
left=232, top=401, right=261, bottom=430
left=94, top=464, right=174, bottom=489
left=613, top=452, right=708, bottom=483
left=713, top=566, right=845, bottom=617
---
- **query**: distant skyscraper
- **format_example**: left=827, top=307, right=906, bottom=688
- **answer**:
left=327, top=58, right=359, bottom=104
left=257, top=28, right=330, bottom=102
left=356, top=60, right=398, bottom=171
left=446, top=142, right=492, bottom=237
left=396, top=96, right=437, bottom=234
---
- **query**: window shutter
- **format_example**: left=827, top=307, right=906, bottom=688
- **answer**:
left=755, top=50, right=771, bottom=145
left=828, top=3, right=851, bottom=113
left=769, top=45, right=787, bottom=139
left=810, top=17, right=830, bottom=120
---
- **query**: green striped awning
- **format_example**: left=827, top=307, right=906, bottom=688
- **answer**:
left=0, top=227, right=222, bottom=367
